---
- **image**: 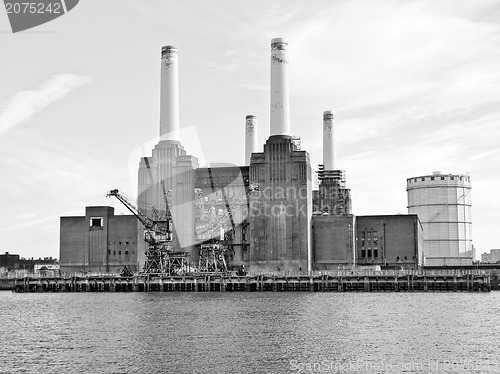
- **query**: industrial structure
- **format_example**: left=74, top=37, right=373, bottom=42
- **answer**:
left=407, top=172, right=473, bottom=266
left=60, top=207, right=138, bottom=273
left=59, top=38, right=445, bottom=274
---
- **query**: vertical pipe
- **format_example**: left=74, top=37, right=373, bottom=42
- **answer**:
left=270, top=38, right=290, bottom=136
left=160, top=46, right=180, bottom=141
left=323, top=111, right=336, bottom=170
left=245, top=115, right=258, bottom=165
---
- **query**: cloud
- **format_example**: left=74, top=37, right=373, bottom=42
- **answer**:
left=0, top=213, right=61, bottom=233
left=0, top=74, right=91, bottom=135
left=15, top=213, right=37, bottom=220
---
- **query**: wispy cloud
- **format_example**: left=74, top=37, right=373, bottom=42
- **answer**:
left=0, top=74, right=91, bottom=135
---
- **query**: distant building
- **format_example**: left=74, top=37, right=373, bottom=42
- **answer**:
left=481, top=249, right=500, bottom=263
left=59, top=206, right=138, bottom=273
left=34, top=264, right=60, bottom=276
left=0, top=252, right=58, bottom=272
left=407, top=172, right=473, bottom=266
left=0, top=252, right=19, bottom=270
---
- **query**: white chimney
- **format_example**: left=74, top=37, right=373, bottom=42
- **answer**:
left=323, top=111, right=336, bottom=170
left=270, top=38, right=290, bottom=136
left=160, top=46, right=180, bottom=141
left=245, top=115, right=258, bottom=165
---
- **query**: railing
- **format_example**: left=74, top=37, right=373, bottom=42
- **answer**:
left=247, top=269, right=489, bottom=278
left=1, top=269, right=492, bottom=280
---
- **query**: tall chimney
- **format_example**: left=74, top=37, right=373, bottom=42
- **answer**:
left=270, top=38, right=290, bottom=136
left=323, top=111, right=336, bottom=170
left=245, top=115, right=258, bottom=165
left=160, top=46, right=180, bottom=141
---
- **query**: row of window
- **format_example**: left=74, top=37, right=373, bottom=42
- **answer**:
left=410, top=176, right=470, bottom=183
left=361, top=230, right=378, bottom=239
left=108, top=250, right=135, bottom=256
left=361, top=249, right=378, bottom=258
left=361, top=230, right=378, bottom=250
left=108, top=241, right=133, bottom=245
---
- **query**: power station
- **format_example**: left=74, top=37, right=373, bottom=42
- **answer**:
left=59, top=38, right=474, bottom=274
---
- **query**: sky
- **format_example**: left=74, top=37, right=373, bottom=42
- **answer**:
left=0, top=0, right=499, bottom=260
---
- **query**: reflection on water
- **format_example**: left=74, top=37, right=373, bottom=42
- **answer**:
left=1, top=292, right=499, bottom=373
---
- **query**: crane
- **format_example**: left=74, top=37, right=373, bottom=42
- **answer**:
left=108, top=182, right=258, bottom=276
left=106, top=188, right=188, bottom=275
left=195, top=184, right=259, bottom=274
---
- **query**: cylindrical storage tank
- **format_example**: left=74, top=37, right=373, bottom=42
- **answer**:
left=407, top=172, right=472, bottom=266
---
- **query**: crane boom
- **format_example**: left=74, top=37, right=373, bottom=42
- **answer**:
left=107, top=189, right=170, bottom=238
left=107, top=188, right=178, bottom=275
left=106, top=189, right=155, bottom=230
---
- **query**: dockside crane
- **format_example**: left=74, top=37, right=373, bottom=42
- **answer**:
left=107, top=188, right=189, bottom=275
left=195, top=184, right=259, bottom=274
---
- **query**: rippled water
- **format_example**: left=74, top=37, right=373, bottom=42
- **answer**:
left=1, top=291, right=499, bottom=374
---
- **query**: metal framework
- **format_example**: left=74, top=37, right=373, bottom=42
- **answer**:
left=108, top=183, right=258, bottom=276
left=107, top=187, right=189, bottom=275
left=194, top=184, right=258, bottom=274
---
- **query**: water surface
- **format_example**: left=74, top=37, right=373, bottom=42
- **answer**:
left=1, top=292, right=499, bottom=373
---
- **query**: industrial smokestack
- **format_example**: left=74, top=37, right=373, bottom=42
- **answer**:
left=160, top=46, right=180, bottom=141
left=270, top=38, right=290, bottom=136
left=245, top=115, right=258, bottom=165
left=323, top=111, right=336, bottom=170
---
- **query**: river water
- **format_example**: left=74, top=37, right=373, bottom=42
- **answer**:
left=0, top=291, right=499, bottom=374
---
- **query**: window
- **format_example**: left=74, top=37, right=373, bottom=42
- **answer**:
left=90, top=217, right=103, bottom=227
left=451, top=176, right=454, bottom=180
left=119, top=242, right=122, bottom=245
left=125, top=241, right=129, bottom=245
left=118, top=251, right=121, bottom=255
left=361, top=250, right=366, bottom=258
left=374, top=249, right=378, bottom=257
left=367, top=250, right=372, bottom=258
left=108, top=250, right=111, bottom=255
left=421, top=178, right=425, bottom=181
left=430, top=177, right=434, bottom=181
left=441, top=177, right=445, bottom=180
left=125, top=251, right=129, bottom=255
left=113, top=251, right=116, bottom=255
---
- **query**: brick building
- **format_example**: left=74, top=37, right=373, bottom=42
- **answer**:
left=356, top=215, right=423, bottom=269
left=59, top=206, right=138, bottom=273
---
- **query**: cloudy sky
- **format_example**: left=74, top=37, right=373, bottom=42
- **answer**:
left=1, top=0, right=499, bottom=260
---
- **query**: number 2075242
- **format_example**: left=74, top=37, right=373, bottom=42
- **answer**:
left=5, top=2, right=62, bottom=14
